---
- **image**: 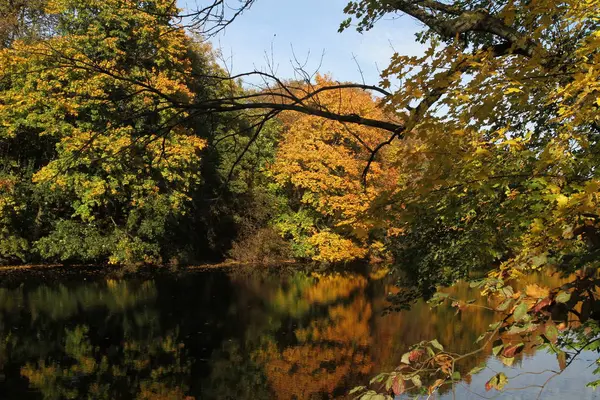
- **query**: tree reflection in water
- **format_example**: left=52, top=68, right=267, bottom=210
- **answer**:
left=0, top=267, right=596, bottom=399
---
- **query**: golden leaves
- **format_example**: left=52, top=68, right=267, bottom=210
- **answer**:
left=271, top=77, right=401, bottom=262
left=525, top=284, right=550, bottom=300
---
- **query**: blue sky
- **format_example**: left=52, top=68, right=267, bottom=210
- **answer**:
left=179, top=0, right=426, bottom=85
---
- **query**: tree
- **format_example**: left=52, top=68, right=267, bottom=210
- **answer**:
left=0, top=0, right=253, bottom=265
left=270, top=76, right=401, bottom=262
left=0, top=0, right=52, bottom=48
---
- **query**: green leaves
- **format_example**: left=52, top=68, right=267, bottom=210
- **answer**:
left=0, top=0, right=244, bottom=265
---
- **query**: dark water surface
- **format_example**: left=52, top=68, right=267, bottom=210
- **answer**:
left=0, top=266, right=598, bottom=399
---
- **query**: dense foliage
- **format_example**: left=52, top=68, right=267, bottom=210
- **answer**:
left=0, top=0, right=278, bottom=265
left=2, top=0, right=600, bottom=396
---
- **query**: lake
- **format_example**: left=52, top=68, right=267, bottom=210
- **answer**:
left=0, top=265, right=598, bottom=399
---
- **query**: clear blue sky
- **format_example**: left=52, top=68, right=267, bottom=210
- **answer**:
left=179, top=0, right=425, bottom=85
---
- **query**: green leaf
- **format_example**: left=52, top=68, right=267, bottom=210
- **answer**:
left=507, top=323, right=536, bottom=335
left=411, top=375, right=422, bottom=388
left=401, top=352, right=411, bottom=365
left=497, top=298, right=512, bottom=311
left=430, top=339, right=444, bottom=351
left=452, top=371, right=461, bottom=381
left=500, top=356, right=515, bottom=366
left=587, top=380, right=600, bottom=390
left=488, top=321, right=502, bottom=331
left=468, top=363, right=486, bottom=376
left=350, top=386, right=366, bottom=394
left=493, top=343, right=504, bottom=356
left=497, top=373, right=508, bottom=390
left=546, top=324, right=559, bottom=342
left=500, top=286, right=514, bottom=298
left=370, top=373, right=386, bottom=384
left=556, top=291, right=571, bottom=303
left=470, top=280, right=484, bottom=288
left=486, top=372, right=508, bottom=391
left=513, top=302, right=528, bottom=321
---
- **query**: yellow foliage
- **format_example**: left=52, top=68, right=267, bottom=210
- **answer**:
left=271, top=76, right=402, bottom=262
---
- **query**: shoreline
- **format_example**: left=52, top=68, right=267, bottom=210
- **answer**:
left=0, top=259, right=304, bottom=274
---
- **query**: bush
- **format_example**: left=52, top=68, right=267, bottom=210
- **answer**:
left=229, top=227, right=291, bottom=264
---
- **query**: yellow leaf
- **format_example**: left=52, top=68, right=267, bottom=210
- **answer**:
left=504, top=87, right=523, bottom=94
left=525, top=284, right=550, bottom=299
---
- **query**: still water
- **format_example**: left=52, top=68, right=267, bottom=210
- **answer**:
left=0, top=266, right=598, bottom=399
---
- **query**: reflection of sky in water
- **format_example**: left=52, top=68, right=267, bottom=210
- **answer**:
left=431, top=351, right=600, bottom=399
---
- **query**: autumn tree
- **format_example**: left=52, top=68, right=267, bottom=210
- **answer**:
left=0, top=0, right=262, bottom=265
left=270, top=76, right=401, bottom=262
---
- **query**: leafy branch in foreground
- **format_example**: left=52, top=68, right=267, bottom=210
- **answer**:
left=354, top=269, right=600, bottom=398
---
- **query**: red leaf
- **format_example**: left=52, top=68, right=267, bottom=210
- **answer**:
left=409, top=349, right=425, bottom=362
left=485, top=380, right=493, bottom=392
left=502, top=343, right=524, bottom=358
left=392, top=376, right=405, bottom=395
left=532, top=297, right=552, bottom=312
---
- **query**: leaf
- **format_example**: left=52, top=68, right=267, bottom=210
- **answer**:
left=513, top=302, right=528, bottom=321
left=493, top=343, right=504, bottom=356
left=555, top=291, right=571, bottom=303
left=497, top=373, right=508, bottom=390
left=411, top=375, right=422, bottom=388
left=488, top=321, right=502, bottom=331
left=500, top=356, right=515, bottom=366
left=370, top=373, right=386, bottom=384
left=507, top=323, right=537, bottom=335
left=504, top=87, right=523, bottom=94
left=430, top=339, right=444, bottom=352
left=532, top=297, right=552, bottom=312
left=392, top=376, right=405, bottom=395
left=409, top=349, right=425, bottom=362
left=401, top=352, right=411, bottom=365
left=350, top=386, right=366, bottom=394
left=525, top=284, right=550, bottom=299
left=451, top=371, right=461, bottom=381
left=503, top=343, right=524, bottom=357
left=429, top=378, right=445, bottom=394
left=500, top=286, right=515, bottom=298
left=546, top=324, right=559, bottom=343
left=486, top=373, right=508, bottom=391
left=497, top=298, right=512, bottom=311
left=470, top=280, right=484, bottom=288
left=475, top=333, right=487, bottom=343
left=468, top=363, right=486, bottom=376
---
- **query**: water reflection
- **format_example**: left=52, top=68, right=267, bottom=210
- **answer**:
left=0, top=267, right=597, bottom=399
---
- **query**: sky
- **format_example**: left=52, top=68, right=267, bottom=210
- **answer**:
left=179, top=0, right=426, bottom=86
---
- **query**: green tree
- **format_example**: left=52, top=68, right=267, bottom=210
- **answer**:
left=0, top=0, right=253, bottom=265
